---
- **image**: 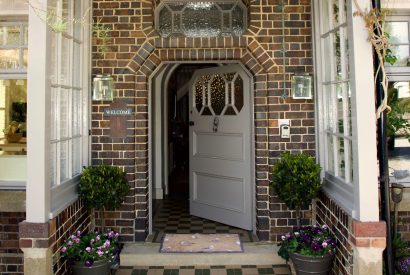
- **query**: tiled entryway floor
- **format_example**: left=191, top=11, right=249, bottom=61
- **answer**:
left=117, top=265, right=291, bottom=275
left=151, top=199, right=258, bottom=243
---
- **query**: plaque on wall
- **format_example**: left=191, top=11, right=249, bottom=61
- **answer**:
left=103, top=101, right=133, bottom=139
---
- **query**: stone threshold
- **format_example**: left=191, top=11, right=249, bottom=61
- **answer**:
left=121, top=242, right=285, bottom=267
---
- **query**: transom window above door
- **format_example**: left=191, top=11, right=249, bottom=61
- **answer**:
left=194, top=72, right=243, bottom=116
left=155, top=0, right=247, bottom=37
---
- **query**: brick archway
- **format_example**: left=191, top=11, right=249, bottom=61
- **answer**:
left=124, top=36, right=276, bottom=241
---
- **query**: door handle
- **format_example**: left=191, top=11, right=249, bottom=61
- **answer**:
left=189, top=121, right=195, bottom=126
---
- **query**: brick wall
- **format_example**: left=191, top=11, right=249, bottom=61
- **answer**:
left=0, top=211, right=25, bottom=275
left=315, top=191, right=386, bottom=275
left=92, top=0, right=314, bottom=241
left=397, top=211, right=410, bottom=241
left=315, top=192, right=354, bottom=275
left=19, top=199, right=91, bottom=275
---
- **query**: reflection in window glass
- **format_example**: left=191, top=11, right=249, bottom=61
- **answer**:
left=320, top=0, right=352, bottom=183
left=0, top=24, right=28, bottom=71
left=385, top=20, right=410, bottom=67
left=0, top=79, right=27, bottom=150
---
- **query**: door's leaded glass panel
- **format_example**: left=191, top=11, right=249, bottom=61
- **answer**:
left=195, top=80, right=204, bottom=113
left=193, top=71, right=243, bottom=116
left=233, top=74, right=243, bottom=113
left=210, top=74, right=226, bottom=115
left=156, top=0, right=247, bottom=37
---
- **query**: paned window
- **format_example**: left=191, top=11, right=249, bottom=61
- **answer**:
left=0, top=22, right=27, bottom=187
left=155, top=0, right=247, bottom=37
left=386, top=14, right=410, bottom=183
left=319, top=0, right=353, bottom=184
left=385, top=16, right=410, bottom=67
left=49, top=0, right=88, bottom=186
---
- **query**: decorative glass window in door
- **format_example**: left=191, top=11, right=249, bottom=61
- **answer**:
left=194, top=72, right=243, bottom=116
left=155, top=0, right=247, bottom=37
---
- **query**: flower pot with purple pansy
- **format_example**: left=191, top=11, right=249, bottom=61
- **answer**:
left=61, top=229, right=120, bottom=275
left=397, top=257, right=410, bottom=275
left=278, top=225, right=337, bottom=275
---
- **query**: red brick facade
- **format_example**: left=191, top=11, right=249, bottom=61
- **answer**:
left=0, top=211, right=25, bottom=275
left=92, top=0, right=315, bottom=242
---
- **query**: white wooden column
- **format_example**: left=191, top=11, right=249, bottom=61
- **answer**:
left=26, top=0, right=51, bottom=223
left=349, top=0, right=379, bottom=221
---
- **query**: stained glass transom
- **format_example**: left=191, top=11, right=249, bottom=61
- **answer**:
left=156, top=0, right=247, bottom=37
left=194, top=72, right=243, bottom=116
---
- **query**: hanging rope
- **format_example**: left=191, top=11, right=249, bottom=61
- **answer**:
left=353, top=0, right=392, bottom=118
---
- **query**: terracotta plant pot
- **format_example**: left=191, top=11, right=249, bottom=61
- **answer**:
left=71, top=259, right=111, bottom=275
left=290, top=252, right=334, bottom=275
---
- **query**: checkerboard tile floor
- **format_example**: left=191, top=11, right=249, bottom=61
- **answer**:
left=151, top=199, right=258, bottom=243
left=116, top=265, right=292, bottom=275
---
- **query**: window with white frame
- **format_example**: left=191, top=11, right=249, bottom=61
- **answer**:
left=49, top=0, right=89, bottom=187
left=385, top=12, right=410, bottom=183
left=0, top=22, right=28, bottom=186
left=319, top=0, right=353, bottom=185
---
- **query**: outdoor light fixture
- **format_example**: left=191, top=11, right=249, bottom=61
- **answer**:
left=92, top=74, right=114, bottom=101
left=291, top=73, right=313, bottom=99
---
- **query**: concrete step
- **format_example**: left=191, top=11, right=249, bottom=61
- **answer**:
left=121, top=242, right=285, bottom=267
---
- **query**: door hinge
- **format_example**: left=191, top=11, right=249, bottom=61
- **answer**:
left=89, top=129, right=92, bottom=136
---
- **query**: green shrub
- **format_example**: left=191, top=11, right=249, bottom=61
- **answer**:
left=79, top=165, right=130, bottom=211
left=270, top=152, right=321, bottom=226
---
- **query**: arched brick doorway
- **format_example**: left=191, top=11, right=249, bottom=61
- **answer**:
left=124, top=39, right=275, bottom=241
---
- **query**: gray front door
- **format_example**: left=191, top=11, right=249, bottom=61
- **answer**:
left=188, top=64, right=252, bottom=230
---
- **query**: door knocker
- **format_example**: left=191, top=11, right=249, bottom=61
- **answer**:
left=213, top=117, right=219, bottom=132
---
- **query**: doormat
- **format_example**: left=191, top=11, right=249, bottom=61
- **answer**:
left=159, top=233, right=243, bottom=253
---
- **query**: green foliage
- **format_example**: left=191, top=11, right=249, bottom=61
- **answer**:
left=385, top=48, right=398, bottom=65
left=387, top=88, right=410, bottom=142
left=79, top=165, right=130, bottom=211
left=270, top=152, right=322, bottom=213
left=395, top=235, right=410, bottom=260
left=92, top=22, right=112, bottom=53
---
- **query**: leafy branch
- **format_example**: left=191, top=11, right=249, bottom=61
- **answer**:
left=26, top=1, right=112, bottom=53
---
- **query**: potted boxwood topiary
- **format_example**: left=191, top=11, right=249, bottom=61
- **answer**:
left=270, top=151, right=321, bottom=228
left=79, top=164, right=130, bottom=232
left=77, top=164, right=130, bottom=274
left=271, top=152, right=334, bottom=275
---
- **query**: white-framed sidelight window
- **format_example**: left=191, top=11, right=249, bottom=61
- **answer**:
left=313, top=0, right=379, bottom=221
left=49, top=0, right=89, bottom=187
left=26, top=0, right=91, bottom=221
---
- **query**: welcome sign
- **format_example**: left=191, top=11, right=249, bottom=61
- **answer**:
left=103, top=101, right=133, bottom=138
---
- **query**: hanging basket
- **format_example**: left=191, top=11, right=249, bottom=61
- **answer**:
left=290, top=252, right=334, bottom=275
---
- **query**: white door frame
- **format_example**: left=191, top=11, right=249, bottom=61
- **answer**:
left=148, top=61, right=256, bottom=236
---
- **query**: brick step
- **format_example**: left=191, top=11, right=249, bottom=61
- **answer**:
left=120, top=242, right=285, bottom=267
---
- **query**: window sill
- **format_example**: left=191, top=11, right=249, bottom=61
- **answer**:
left=321, top=175, right=356, bottom=219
